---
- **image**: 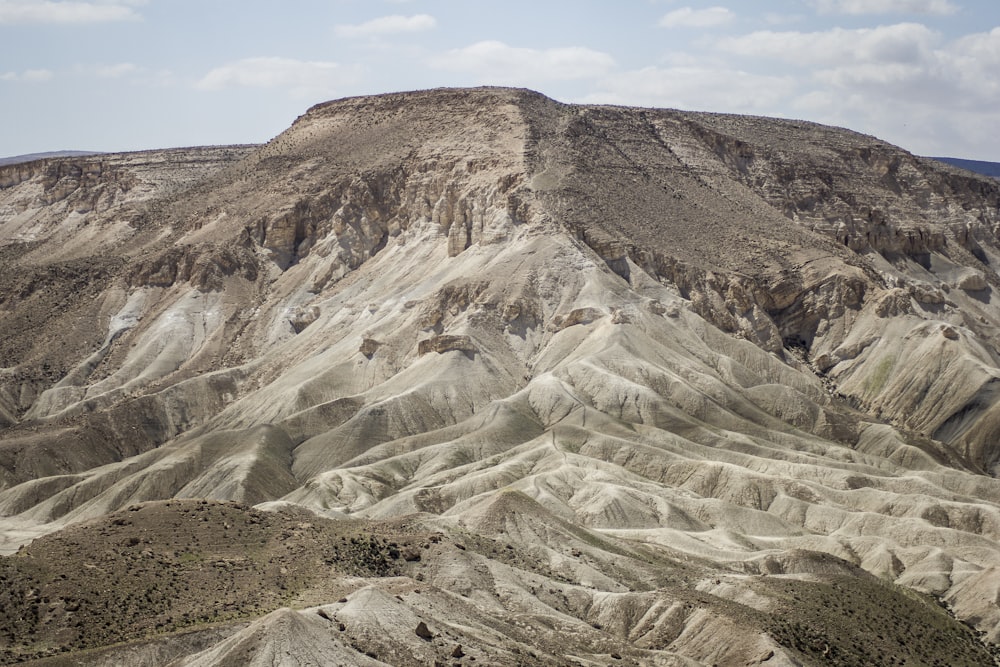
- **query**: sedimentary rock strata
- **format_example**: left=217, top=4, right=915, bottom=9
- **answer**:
left=2, top=88, right=1000, bottom=665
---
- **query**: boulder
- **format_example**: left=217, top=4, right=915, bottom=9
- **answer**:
left=417, top=334, right=476, bottom=355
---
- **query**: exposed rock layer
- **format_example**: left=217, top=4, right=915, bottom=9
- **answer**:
left=2, top=88, right=1000, bottom=664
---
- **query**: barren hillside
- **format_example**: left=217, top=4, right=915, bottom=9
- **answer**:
left=3, top=88, right=1000, bottom=665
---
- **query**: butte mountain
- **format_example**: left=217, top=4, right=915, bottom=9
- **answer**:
left=2, top=87, right=1000, bottom=666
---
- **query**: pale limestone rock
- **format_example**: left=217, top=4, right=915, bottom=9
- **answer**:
left=957, top=270, right=988, bottom=291
left=548, top=307, right=605, bottom=332
left=288, top=306, right=320, bottom=333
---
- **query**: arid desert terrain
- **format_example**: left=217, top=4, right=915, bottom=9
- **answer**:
left=3, top=88, right=1000, bottom=665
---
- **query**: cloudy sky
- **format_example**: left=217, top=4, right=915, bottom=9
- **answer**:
left=1, top=0, right=998, bottom=159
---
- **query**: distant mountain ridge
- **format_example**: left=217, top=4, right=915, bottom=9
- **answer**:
left=0, top=150, right=103, bottom=167
left=8, top=151, right=996, bottom=179
left=932, top=156, right=1000, bottom=178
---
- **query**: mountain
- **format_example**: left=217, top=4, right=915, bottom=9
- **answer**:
left=933, top=156, right=1000, bottom=179
left=3, top=87, right=1000, bottom=665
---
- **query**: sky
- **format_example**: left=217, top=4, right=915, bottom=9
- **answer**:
left=1, top=0, right=999, bottom=160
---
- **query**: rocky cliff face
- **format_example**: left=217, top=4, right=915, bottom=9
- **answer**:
left=2, top=88, right=1000, bottom=665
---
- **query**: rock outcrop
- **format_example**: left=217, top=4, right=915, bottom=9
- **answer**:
left=417, top=334, right=476, bottom=355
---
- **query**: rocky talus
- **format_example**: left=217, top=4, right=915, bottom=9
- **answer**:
left=2, top=88, right=1000, bottom=665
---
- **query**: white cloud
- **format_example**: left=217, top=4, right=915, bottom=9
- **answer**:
left=94, top=62, right=139, bottom=78
left=196, top=57, right=360, bottom=98
left=810, top=0, right=958, bottom=15
left=334, top=14, right=436, bottom=38
left=72, top=62, right=178, bottom=87
left=715, top=21, right=1000, bottom=109
left=952, top=27, right=1000, bottom=68
left=718, top=23, right=939, bottom=66
left=763, top=12, right=805, bottom=25
left=939, top=27, right=1000, bottom=105
left=718, top=23, right=956, bottom=109
left=0, top=0, right=145, bottom=24
left=21, top=68, right=54, bottom=81
left=0, top=68, right=53, bottom=82
left=429, top=41, right=615, bottom=84
left=583, top=65, right=795, bottom=114
left=709, top=21, right=1000, bottom=156
left=659, top=6, right=735, bottom=28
